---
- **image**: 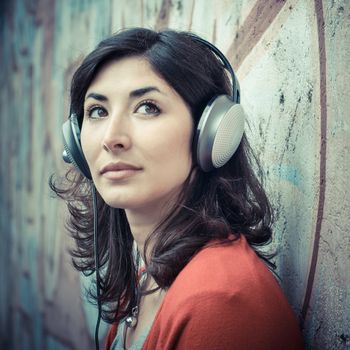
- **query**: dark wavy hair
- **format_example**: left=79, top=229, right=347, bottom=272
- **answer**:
left=50, top=27, right=275, bottom=323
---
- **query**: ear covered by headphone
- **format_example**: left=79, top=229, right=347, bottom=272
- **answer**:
left=190, top=34, right=245, bottom=172
left=62, top=115, right=92, bottom=179
left=62, top=35, right=245, bottom=177
left=195, top=94, right=245, bottom=172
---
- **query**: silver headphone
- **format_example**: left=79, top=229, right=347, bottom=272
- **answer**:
left=191, top=35, right=245, bottom=172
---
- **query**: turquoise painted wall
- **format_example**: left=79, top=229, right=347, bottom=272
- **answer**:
left=1, top=0, right=349, bottom=349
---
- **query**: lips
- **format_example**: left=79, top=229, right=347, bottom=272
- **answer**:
left=100, top=161, right=143, bottom=180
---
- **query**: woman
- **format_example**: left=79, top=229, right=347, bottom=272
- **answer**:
left=51, top=28, right=304, bottom=349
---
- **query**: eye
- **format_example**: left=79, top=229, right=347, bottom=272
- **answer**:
left=135, top=101, right=161, bottom=116
left=85, top=105, right=108, bottom=119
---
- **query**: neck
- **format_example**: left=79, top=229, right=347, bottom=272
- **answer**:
left=125, top=206, right=167, bottom=260
left=125, top=210, right=156, bottom=259
left=125, top=191, right=181, bottom=260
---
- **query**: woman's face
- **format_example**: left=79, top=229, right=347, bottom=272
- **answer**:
left=81, top=56, right=193, bottom=216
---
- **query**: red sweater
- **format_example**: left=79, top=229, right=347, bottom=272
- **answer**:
left=105, top=236, right=304, bottom=349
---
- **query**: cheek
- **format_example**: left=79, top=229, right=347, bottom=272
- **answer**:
left=80, top=129, right=89, bottom=159
left=80, top=124, right=97, bottom=167
left=143, top=123, right=193, bottom=173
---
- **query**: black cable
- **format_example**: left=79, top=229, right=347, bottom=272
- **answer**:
left=92, top=184, right=102, bottom=350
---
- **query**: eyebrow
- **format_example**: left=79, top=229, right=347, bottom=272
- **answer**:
left=85, top=86, right=163, bottom=101
left=129, top=86, right=162, bottom=98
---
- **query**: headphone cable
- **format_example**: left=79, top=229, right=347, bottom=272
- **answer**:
left=92, top=184, right=102, bottom=350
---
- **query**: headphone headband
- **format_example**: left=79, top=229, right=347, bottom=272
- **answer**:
left=188, top=34, right=240, bottom=103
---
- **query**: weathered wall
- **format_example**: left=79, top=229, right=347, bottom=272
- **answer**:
left=0, top=0, right=349, bottom=349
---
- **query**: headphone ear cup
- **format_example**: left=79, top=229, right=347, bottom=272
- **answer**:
left=62, top=115, right=92, bottom=179
left=196, top=95, right=245, bottom=172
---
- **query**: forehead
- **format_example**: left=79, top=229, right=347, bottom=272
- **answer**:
left=86, top=56, right=172, bottom=96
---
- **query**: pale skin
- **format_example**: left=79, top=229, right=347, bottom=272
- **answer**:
left=80, top=56, right=194, bottom=348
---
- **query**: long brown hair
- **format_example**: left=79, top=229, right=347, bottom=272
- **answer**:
left=50, top=28, right=275, bottom=323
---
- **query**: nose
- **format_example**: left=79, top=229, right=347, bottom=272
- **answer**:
left=102, top=114, right=131, bottom=152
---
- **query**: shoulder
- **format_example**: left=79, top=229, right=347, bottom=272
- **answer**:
left=143, top=236, right=304, bottom=349
left=167, top=235, right=276, bottom=300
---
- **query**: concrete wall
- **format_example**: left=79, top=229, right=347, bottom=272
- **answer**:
left=0, top=0, right=349, bottom=349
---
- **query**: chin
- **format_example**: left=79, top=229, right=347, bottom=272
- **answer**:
left=94, top=184, right=134, bottom=208
left=102, top=197, right=129, bottom=209
left=100, top=192, right=142, bottom=210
